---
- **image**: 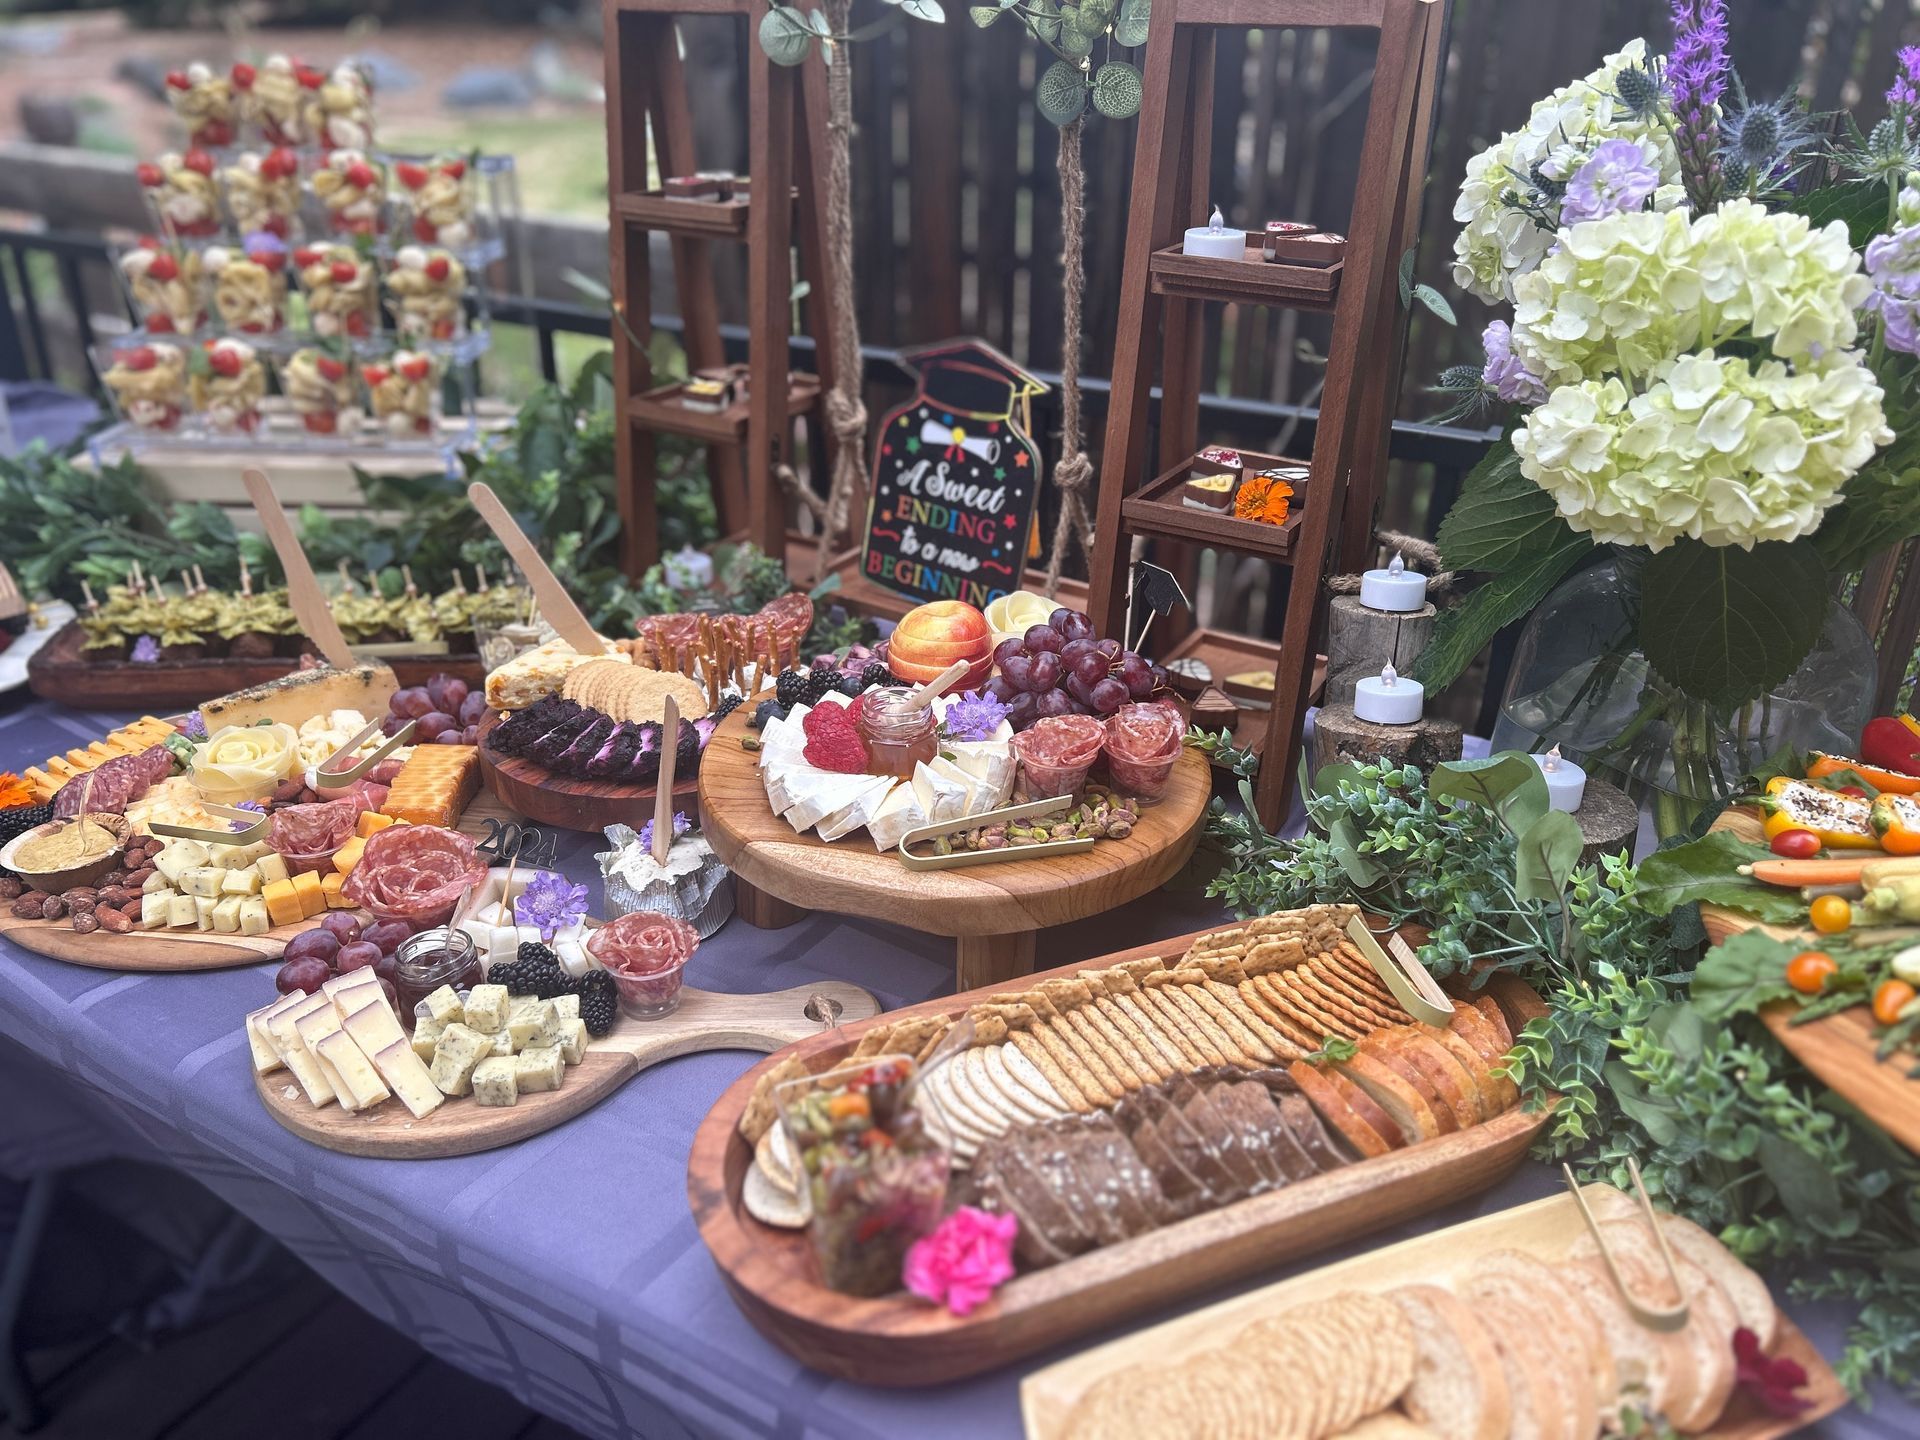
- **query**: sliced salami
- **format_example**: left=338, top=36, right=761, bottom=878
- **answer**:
left=342, top=825, right=488, bottom=926
left=1010, top=714, right=1106, bottom=799
left=267, top=799, right=360, bottom=875
left=52, top=745, right=171, bottom=817
left=587, top=911, right=700, bottom=1014
left=1104, top=702, right=1185, bottom=801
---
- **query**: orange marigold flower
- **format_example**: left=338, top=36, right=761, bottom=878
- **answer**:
left=0, top=773, right=35, bottom=810
left=1233, top=476, right=1293, bottom=526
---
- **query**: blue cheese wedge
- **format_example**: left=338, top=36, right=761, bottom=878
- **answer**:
left=513, top=1046, right=565, bottom=1093
left=470, top=1056, right=519, bottom=1108
left=429, top=1022, right=491, bottom=1097
left=371, top=1040, right=445, bottom=1120
left=315, top=1031, right=391, bottom=1112
left=199, top=662, right=398, bottom=733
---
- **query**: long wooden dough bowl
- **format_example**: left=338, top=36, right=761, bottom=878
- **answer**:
left=1703, top=806, right=1920, bottom=1156
left=0, top=909, right=308, bottom=972
left=697, top=709, right=1214, bottom=991
left=686, top=923, right=1551, bottom=1387
left=256, top=979, right=880, bottom=1159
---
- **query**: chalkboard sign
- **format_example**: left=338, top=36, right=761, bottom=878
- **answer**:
left=860, top=338, right=1050, bottom=608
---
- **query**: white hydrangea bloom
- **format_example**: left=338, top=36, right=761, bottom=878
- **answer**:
left=1451, top=39, right=1685, bottom=304
left=1512, top=350, right=1893, bottom=551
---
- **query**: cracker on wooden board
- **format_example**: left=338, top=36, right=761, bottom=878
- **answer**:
left=738, top=1054, right=808, bottom=1143
left=1086, top=994, right=1173, bottom=1082
left=1096, top=978, right=1192, bottom=1075
left=1139, top=981, right=1231, bottom=1067
left=1275, top=971, right=1366, bottom=1040
left=1294, top=966, right=1391, bottom=1033
left=1204, top=977, right=1303, bottom=1061
left=1244, top=936, right=1310, bottom=977
left=1184, top=983, right=1274, bottom=1064
left=1042, top=1017, right=1122, bottom=1103
left=1008, top=1029, right=1092, bottom=1112
left=1309, top=952, right=1409, bottom=1024
left=1238, top=978, right=1321, bottom=1051
left=1253, top=974, right=1344, bottom=1048
left=1061, top=1004, right=1145, bottom=1090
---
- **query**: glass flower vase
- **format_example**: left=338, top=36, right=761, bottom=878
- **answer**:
left=1488, top=550, right=1876, bottom=837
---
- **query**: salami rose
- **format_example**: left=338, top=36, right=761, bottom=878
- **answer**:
left=1010, top=713, right=1106, bottom=799
left=268, top=799, right=360, bottom=875
left=343, top=825, right=488, bottom=927
left=588, top=911, right=699, bottom=1017
left=1104, top=702, right=1185, bottom=801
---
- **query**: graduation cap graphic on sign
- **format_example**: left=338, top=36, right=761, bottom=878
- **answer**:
left=1127, top=561, right=1191, bottom=652
left=861, top=338, right=1050, bottom=609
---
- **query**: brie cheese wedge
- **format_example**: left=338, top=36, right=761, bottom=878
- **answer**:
left=911, top=760, right=969, bottom=824
left=866, top=782, right=931, bottom=850
left=816, top=776, right=896, bottom=841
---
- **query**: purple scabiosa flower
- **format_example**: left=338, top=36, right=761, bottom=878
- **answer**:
left=182, top=713, right=208, bottom=742
left=130, top=634, right=161, bottom=663
left=635, top=812, right=691, bottom=856
left=1866, top=219, right=1920, bottom=356
left=1669, top=0, right=1730, bottom=210
left=1480, top=321, right=1548, bottom=405
left=1561, top=140, right=1662, bottom=224
left=229, top=799, right=266, bottom=833
left=941, top=690, right=1011, bottom=742
left=1890, top=45, right=1920, bottom=115
left=512, top=869, right=591, bottom=940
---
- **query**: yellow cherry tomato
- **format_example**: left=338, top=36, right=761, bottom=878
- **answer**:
left=1809, top=895, right=1853, bottom=935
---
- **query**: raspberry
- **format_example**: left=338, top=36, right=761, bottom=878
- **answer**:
left=804, top=730, right=869, bottom=773
left=845, top=693, right=866, bottom=727
left=802, top=703, right=858, bottom=739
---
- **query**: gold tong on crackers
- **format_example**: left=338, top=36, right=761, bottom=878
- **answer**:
left=897, top=795, right=1089, bottom=870
left=1563, top=1158, right=1691, bottom=1331
left=1342, top=915, right=1454, bottom=1027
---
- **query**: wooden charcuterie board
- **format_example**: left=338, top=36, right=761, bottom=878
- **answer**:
left=1019, top=1188, right=1845, bottom=1439
left=255, top=979, right=880, bottom=1159
left=1701, top=806, right=1920, bottom=1155
left=0, top=908, right=307, bottom=972
left=475, top=709, right=699, bottom=835
left=685, top=921, right=1551, bottom=1387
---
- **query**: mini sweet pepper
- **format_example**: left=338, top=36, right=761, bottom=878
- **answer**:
left=1870, top=794, right=1920, bottom=855
left=1859, top=715, right=1920, bottom=778
left=1761, top=777, right=1879, bottom=849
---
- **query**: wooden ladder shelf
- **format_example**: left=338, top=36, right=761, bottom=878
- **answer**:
left=602, top=0, right=840, bottom=573
left=1087, top=0, right=1447, bottom=829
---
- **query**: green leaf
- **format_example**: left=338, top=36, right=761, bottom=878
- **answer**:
left=1429, top=751, right=1551, bottom=837
left=1756, top=1131, right=1850, bottom=1234
left=1513, top=809, right=1584, bottom=904
left=1091, top=60, right=1142, bottom=118
left=1412, top=284, right=1456, bottom=325
left=1056, top=13, right=1097, bottom=56
left=1327, top=816, right=1386, bottom=887
left=1634, top=830, right=1819, bottom=924
left=1436, top=442, right=1582, bottom=573
left=1027, top=0, right=1063, bottom=42
left=1788, top=179, right=1894, bottom=251
left=1812, top=462, right=1920, bottom=575
left=1603, top=1060, right=1680, bottom=1144
left=1410, top=538, right=1593, bottom=691
left=970, top=4, right=1002, bottom=23
left=1639, top=538, right=1828, bottom=710
left=1690, top=929, right=1800, bottom=1021
left=758, top=6, right=817, bottom=64
left=1309, top=760, right=1366, bottom=801
left=1113, top=0, right=1149, bottom=46
left=1037, top=60, right=1088, bottom=125
left=898, top=0, right=945, bottom=21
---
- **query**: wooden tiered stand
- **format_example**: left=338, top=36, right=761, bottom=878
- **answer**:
left=602, top=0, right=841, bottom=572
left=1087, top=0, right=1448, bottom=829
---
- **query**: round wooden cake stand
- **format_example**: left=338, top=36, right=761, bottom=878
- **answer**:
left=475, top=709, right=699, bottom=834
left=697, top=710, right=1213, bottom=990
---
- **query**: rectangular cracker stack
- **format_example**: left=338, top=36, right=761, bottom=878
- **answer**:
left=381, top=743, right=482, bottom=827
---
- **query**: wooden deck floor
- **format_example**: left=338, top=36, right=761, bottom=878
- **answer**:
left=0, top=1262, right=587, bottom=1440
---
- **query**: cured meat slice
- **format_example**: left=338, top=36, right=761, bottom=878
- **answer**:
left=1009, top=714, right=1105, bottom=799
left=268, top=799, right=361, bottom=875
left=53, top=745, right=174, bottom=817
left=1103, top=702, right=1184, bottom=801
left=342, top=824, right=488, bottom=926
left=587, top=911, right=698, bottom=973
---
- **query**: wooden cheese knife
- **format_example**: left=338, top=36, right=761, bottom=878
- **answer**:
left=242, top=468, right=356, bottom=672
left=466, top=481, right=604, bottom=657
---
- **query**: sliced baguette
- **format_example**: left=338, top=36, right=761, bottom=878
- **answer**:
left=1392, top=1026, right=1491, bottom=1123
left=1479, top=1247, right=1618, bottom=1418
left=1288, top=1059, right=1396, bottom=1159
left=1562, top=1256, right=1698, bottom=1432
left=1333, top=1051, right=1443, bottom=1145
left=1583, top=1188, right=1778, bottom=1348
left=1364, top=1029, right=1477, bottom=1131
left=1458, top=1274, right=1575, bottom=1440
left=1387, top=1283, right=1511, bottom=1440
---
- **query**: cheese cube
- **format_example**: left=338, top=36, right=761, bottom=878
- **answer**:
left=255, top=852, right=289, bottom=887
left=239, top=897, right=270, bottom=935
left=470, top=1057, right=518, bottom=1108
left=486, top=926, right=519, bottom=967
left=551, top=993, right=580, bottom=1021
left=463, top=984, right=510, bottom=1035
left=410, top=1030, right=440, bottom=1064
left=139, top=892, right=171, bottom=930
left=316, top=1032, right=390, bottom=1111
left=143, top=870, right=172, bottom=893
left=488, top=1029, right=513, bottom=1057
left=210, top=897, right=243, bottom=933
left=220, top=867, right=261, bottom=896
left=291, top=871, right=325, bottom=918
left=506, top=998, right=553, bottom=1049
left=356, top=811, right=397, bottom=839
left=261, top=878, right=302, bottom=928
left=371, top=1040, right=444, bottom=1119
left=166, top=894, right=197, bottom=929
left=429, top=1023, right=490, bottom=1097
left=342, top=1001, right=407, bottom=1059
left=556, top=1017, right=589, bottom=1065
left=152, top=839, right=208, bottom=885
left=331, top=836, right=367, bottom=875
left=419, top=985, right=463, bottom=1025
left=513, top=1046, right=565, bottom=1093
left=193, top=894, right=219, bottom=930
left=182, top=867, right=226, bottom=899
left=295, top=1008, right=354, bottom=1106
left=321, top=872, right=353, bottom=908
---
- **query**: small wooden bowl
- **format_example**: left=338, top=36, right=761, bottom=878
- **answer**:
left=0, top=814, right=132, bottom=894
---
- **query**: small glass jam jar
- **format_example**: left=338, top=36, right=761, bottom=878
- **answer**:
left=856, top=685, right=937, bottom=778
left=393, top=926, right=482, bottom=1020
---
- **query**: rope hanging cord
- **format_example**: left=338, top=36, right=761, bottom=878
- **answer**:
left=812, top=0, right=870, bottom=580
left=1042, top=118, right=1098, bottom=598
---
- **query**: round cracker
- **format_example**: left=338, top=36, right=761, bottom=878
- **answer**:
left=742, top=1161, right=810, bottom=1229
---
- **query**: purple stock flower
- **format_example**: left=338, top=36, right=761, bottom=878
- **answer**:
left=130, top=634, right=160, bottom=663
left=1669, top=0, right=1730, bottom=209
left=1891, top=46, right=1920, bottom=115
left=1562, top=140, right=1662, bottom=224
left=182, top=713, right=208, bottom=741
left=512, top=869, right=591, bottom=941
left=1866, top=220, right=1920, bottom=357
left=1481, top=321, right=1548, bottom=406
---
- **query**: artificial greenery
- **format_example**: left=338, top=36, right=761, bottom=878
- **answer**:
left=972, top=0, right=1151, bottom=124
left=1206, top=755, right=1920, bottom=1398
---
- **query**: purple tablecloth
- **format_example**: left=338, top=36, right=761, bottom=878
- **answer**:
left=0, top=698, right=1904, bottom=1437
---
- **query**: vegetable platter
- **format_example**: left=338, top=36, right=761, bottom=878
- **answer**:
left=686, top=904, right=1552, bottom=1386
left=1019, top=1186, right=1845, bottom=1440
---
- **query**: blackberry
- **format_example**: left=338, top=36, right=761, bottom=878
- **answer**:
left=835, top=671, right=863, bottom=698
left=751, top=699, right=787, bottom=730
left=859, top=661, right=891, bottom=690
left=800, top=668, right=839, bottom=706
left=774, top=669, right=808, bottom=708
left=510, top=942, right=569, bottom=999
left=712, top=693, right=743, bottom=723
left=576, top=969, right=619, bottom=1036
left=674, top=719, right=701, bottom=772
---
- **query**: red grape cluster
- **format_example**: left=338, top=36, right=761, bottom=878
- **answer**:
left=984, top=608, right=1168, bottom=730
left=274, top=911, right=418, bottom=1002
left=383, top=673, right=489, bottom=744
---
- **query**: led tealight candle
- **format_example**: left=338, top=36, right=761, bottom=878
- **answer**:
left=1183, top=205, right=1247, bottom=260
left=1358, top=552, right=1429, bottom=613
left=664, top=545, right=715, bottom=592
left=1534, top=744, right=1587, bottom=812
left=1352, top=662, right=1424, bottom=725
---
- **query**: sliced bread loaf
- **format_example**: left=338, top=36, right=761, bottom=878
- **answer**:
left=1386, top=1284, right=1511, bottom=1440
left=1583, top=1188, right=1778, bottom=1348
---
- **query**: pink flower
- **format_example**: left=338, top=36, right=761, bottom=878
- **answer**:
left=902, top=1206, right=1018, bottom=1316
left=1733, top=1326, right=1812, bottom=1417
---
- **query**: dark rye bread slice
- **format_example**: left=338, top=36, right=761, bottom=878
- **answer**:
left=1275, top=1092, right=1349, bottom=1173
left=1157, top=1074, right=1237, bottom=1199
left=1181, top=1083, right=1265, bottom=1197
left=1333, top=1051, right=1444, bottom=1145
left=1364, top=1027, right=1478, bottom=1130
left=1231, top=1081, right=1317, bottom=1180
left=1288, top=1059, right=1397, bottom=1158
left=1387, top=1283, right=1512, bottom=1440
left=972, top=1150, right=1075, bottom=1268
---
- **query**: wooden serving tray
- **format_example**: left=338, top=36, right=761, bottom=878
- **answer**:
left=474, top=709, right=699, bottom=835
left=1019, top=1187, right=1846, bottom=1439
left=0, top=908, right=309, bottom=972
left=686, top=923, right=1550, bottom=1386
left=1701, top=807, right=1920, bottom=1155
left=27, top=619, right=484, bottom=711
left=257, top=979, right=879, bottom=1159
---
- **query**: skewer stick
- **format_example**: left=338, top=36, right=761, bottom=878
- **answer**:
left=1132, top=611, right=1157, bottom=655
left=451, top=566, right=467, bottom=596
left=81, top=580, right=98, bottom=613
left=239, top=557, right=253, bottom=598
left=475, top=562, right=489, bottom=593
left=179, top=568, right=193, bottom=596
left=401, top=564, right=417, bottom=598
left=652, top=695, right=680, bottom=866
left=193, top=565, right=207, bottom=594
left=130, top=559, right=144, bottom=590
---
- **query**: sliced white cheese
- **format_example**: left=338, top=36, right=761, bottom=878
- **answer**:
left=315, top=1031, right=391, bottom=1112
left=947, top=741, right=1016, bottom=807
left=784, top=770, right=866, bottom=832
left=919, top=757, right=976, bottom=819
left=816, top=776, right=898, bottom=841
left=867, top=782, right=931, bottom=851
